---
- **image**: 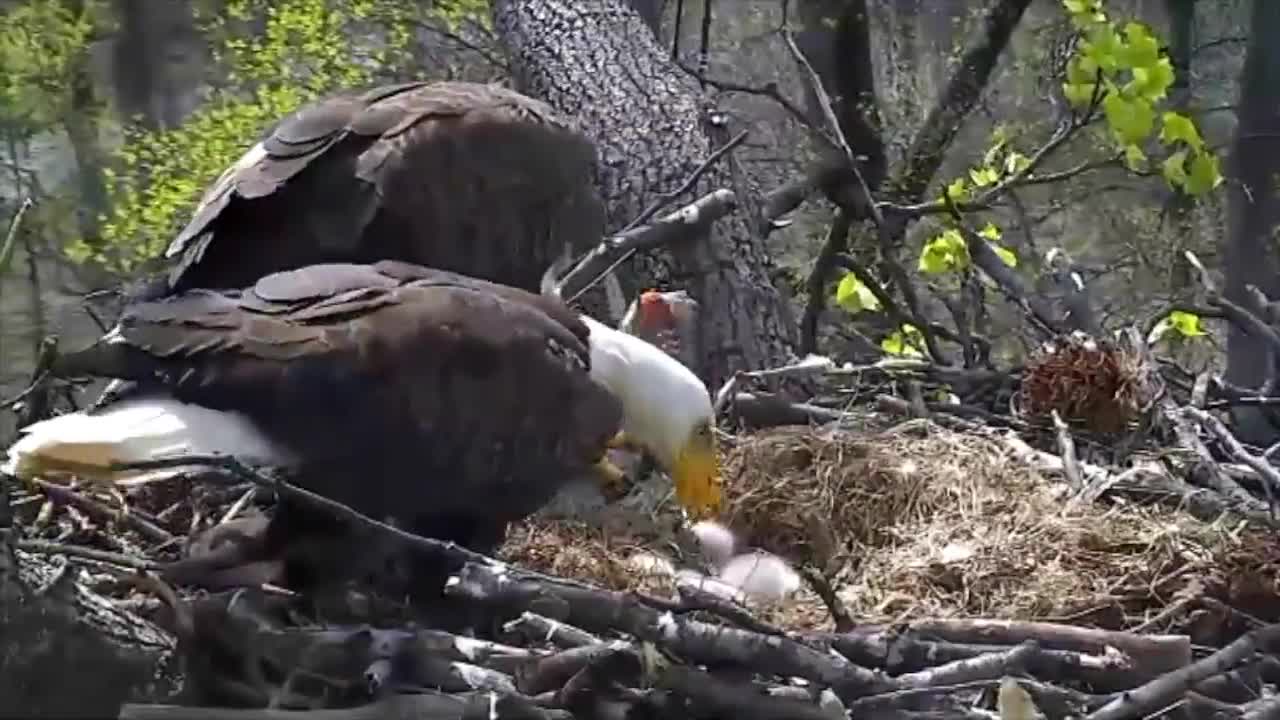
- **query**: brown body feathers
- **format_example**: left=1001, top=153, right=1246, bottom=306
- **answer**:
left=64, top=262, right=623, bottom=589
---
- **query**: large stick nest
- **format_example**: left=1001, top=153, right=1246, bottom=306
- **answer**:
left=501, top=423, right=1280, bottom=634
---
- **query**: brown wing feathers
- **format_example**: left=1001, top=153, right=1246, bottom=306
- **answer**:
left=163, top=81, right=605, bottom=296
left=66, top=263, right=599, bottom=411
left=80, top=264, right=619, bottom=533
left=53, top=84, right=614, bottom=596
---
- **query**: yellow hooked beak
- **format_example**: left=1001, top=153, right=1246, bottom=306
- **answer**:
left=671, top=422, right=722, bottom=520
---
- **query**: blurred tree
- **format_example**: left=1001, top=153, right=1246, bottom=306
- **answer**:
left=0, top=0, right=105, bottom=238
left=1225, top=0, right=1280, bottom=444
left=78, top=0, right=488, bottom=277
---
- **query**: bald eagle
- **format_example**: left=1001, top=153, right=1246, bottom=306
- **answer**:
left=142, top=80, right=605, bottom=299
left=2, top=261, right=721, bottom=591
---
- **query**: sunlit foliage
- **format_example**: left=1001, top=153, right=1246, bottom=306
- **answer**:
left=79, top=0, right=489, bottom=274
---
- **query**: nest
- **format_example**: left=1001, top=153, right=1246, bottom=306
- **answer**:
left=498, top=516, right=680, bottom=597
left=714, top=424, right=1280, bottom=629
left=1013, top=331, right=1164, bottom=434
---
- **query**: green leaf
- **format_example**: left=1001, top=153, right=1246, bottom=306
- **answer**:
left=1004, top=151, right=1031, bottom=175
left=1063, top=81, right=1099, bottom=107
left=1184, top=150, right=1223, bottom=196
left=991, top=243, right=1018, bottom=268
left=1149, top=310, right=1209, bottom=344
left=969, top=166, right=1000, bottom=187
left=1131, top=57, right=1174, bottom=101
left=918, top=229, right=970, bottom=275
left=834, top=273, right=882, bottom=314
left=1160, top=111, right=1204, bottom=151
left=1066, top=55, right=1098, bottom=86
left=944, top=177, right=971, bottom=203
left=978, top=222, right=1002, bottom=241
left=1167, top=310, right=1206, bottom=337
left=983, top=125, right=1011, bottom=166
left=881, top=324, right=925, bottom=358
left=1103, top=93, right=1155, bottom=145
left=1063, top=0, right=1107, bottom=25
left=1162, top=149, right=1189, bottom=188
left=1123, top=143, right=1147, bottom=172
left=1062, top=57, right=1099, bottom=107
left=87, top=0, right=434, bottom=274
left=1121, top=22, right=1160, bottom=69
left=1082, top=25, right=1123, bottom=74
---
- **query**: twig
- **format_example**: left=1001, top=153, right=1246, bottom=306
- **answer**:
left=218, top=488, right=257, bottom=526
left=621, top=129, right=749, bottom=233
left=897, top=617, right=1191, bottom=676
left=0, top=196, right=33, bottom=282
left=1087, top=623, right=1280, bottom=720
left=945, top=196, right=1060, bottom=336
left=799, top=211, right=852, bottom=355
left=121, top=692, right=572, bottom=720
left=109, top=455, right=601, bottom=592
left=502, top=612, right=601, bottom=649
left=31, top=479, right=173, bottom=545
left=1051, top=411, right=1085, bottom=493
left=15, top=538, right=158, bottom=571
left=1184, top=407, right=1280, bottom=520
left=677, top=63, right=823, bottom=138
left=449, top=561, right=896, bottom=700
left=780, top=28, right=877, bottom=224
left=797, top=565, right=855, bottom=633
left=713, top=354, right=836, bottom=414
left=409, top=19, right=508, bottom=70
left=553, top=189, right=737, bottom=303
left=1240, top=695, right=1280, bottom=720
left=554, top=130, right=747, bottom=306
left=779, top=17, right=955, bottom=366
left=880, top=133, right=1111, bottom=218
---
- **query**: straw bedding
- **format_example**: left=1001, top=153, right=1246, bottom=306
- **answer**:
left=499, top=423, right=1280, bottom=633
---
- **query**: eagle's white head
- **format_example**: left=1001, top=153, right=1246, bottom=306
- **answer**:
left=579, top=314, right=722, bottom=519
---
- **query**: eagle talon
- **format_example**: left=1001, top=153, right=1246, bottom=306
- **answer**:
left=606, top=431, right=638, bottom=452
left=592, top=457, right=631, bottom=501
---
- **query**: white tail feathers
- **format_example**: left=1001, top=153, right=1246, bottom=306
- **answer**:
left=1, top=396, right=295, bottom=484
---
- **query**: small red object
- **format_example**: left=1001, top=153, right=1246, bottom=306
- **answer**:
left=636, top=290, right=676, bottom=331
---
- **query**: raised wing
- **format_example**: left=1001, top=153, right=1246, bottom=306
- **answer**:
left=163, top=81, right=604, bottom=295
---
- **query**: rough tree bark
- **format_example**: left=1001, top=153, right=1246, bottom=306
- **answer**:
left=627, top=0, right=668, bottom=37
left=0, top=536, right=177, bottom=717
left=1162, top=0, right=1196, bottom=294
left=1225, top=0, right=1280, bottom=445
left=491, top=0, right=800, bottom=389
left=110, top=0, right=204, bottom=130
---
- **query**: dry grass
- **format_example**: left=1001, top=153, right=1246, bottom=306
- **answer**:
left=501, top=423, right=1280, bottom=635
left=498, top=514, right=681, bottom=597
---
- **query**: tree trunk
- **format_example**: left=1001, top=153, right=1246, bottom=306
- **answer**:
left=627, top=0, right=667, bottom=37
left=1162, top=0, right=1196, bottom=295
left=491, top=0, right=800, bottom=389
left=0, top=532, right=178, bottom=716
left=110, top=0, right=205, bottom=130
left=1225, top=0, right=1280, bottom=445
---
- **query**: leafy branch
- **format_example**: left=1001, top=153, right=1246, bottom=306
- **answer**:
left=829, top=0, right=1222, bottom=363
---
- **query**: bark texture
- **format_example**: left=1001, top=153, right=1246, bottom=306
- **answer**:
left=491, top=0, right=800, bottom=388
left=0, top=538, right=177, bottom=716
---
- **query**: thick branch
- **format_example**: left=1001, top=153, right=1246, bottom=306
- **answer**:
left=893, top=0, right=1034, bottom=199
